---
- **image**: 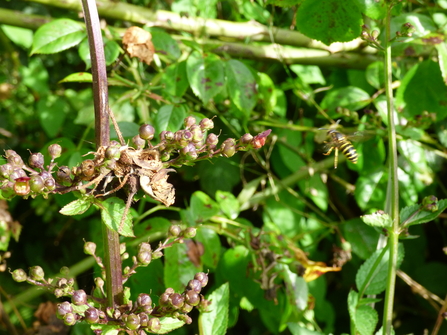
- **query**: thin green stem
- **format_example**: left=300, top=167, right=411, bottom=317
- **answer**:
left=382, top=4, right=400, bottom=335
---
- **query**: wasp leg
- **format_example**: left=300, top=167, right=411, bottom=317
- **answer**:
left=334, top=147, right=339, bottom=169
left=323, top=146, right=334, bottom=156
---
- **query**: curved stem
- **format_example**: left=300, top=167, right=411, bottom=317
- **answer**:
left=382, top=4, right=400, bottom=335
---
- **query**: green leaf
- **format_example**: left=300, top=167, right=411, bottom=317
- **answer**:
left=100, top=197, right=134, bottom=237
left=257, top=72, right=277, bottom=115
left=361, top=212, right=392, bottom=228
left=354, top=168, right=387, bottom=210
left=162, top=61, right=188, bottom=98
left=266, top=0, right=303, bottom=7
left=37, top=95, right=69, bottom=138
left=282, top=264, right=308, bottom=311
left=347, top=290, right=358, bottom=325
left=356, top=136, right=386, bottom=174
left=298, top=173, right=328, bottom=212
left=395, top=60, right=447, bottom=121
left=90, top=325, right=120, bottom=335
left=109, top=122, right=140, bottom=141
left=343, top=218, right=380, bottom=260
left=390, top=13, right=437, bottom=41
left=104, top=39, right=121, bottom=66
left=321, top=86, right=371, bottom=112
left=199, top=283, right=229, bottom=335
left=31, top=19, right=85, bottom=55
left=0, top=220, right=11, bottom=251
left=290, top=64, right=326, bottom=85
left=356, top=244, right=405, bottom=295
left=189, top=191, right=220, bottom=224
left=1, top=25, right=33, bottom=49
left=352, top=0, right=387, bottom=20
left=20, top=57, right=49, bottom=96
left=356, top=305, right=379, bottom=335
left=296, top=0, right=363, bottom=45
left=150, top=29, right=181, bottom=60
left=186, top=51, right=225, bottom=104
left=436, top=42, right=447, bottom=85
left=225, top=59, right=257, bottom=114
left=154, top=104, right=187, bottom=135
left=164, top=243, right=199, bottom=292
left=365, top=61, right=385, bottom=89
left=59, top=72, right=93, bottom=83
left=59, top=197, right=93, bottom=216
left=195, top=227, right=221, bottom=270
left=215, top=190, right=240, bottom=220
left=157, top=317, right=185, bottom=333
left=400, top=199, right=447, bottom=227
left=197, top=157, right=241, bottom=196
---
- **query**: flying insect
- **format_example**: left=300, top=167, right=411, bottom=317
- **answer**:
left=320, top=120, right=358, bottom=169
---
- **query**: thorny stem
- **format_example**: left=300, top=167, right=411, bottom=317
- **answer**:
left=382, top=4, right=400, bottom=335
left=81, top=0, right=123, bottom=307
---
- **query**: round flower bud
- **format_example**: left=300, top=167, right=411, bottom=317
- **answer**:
left=60, top=266, right=70, bottom=276
left=85, top=307, right=100, bottom=324
left=187, top=279, right=202, bottom=293
left=125, top=313, right=140, bottom=330
left=54, top=289, right=64, bottom=298
left=180, top=143, right=198, bottom=160
left=221, top=139, right=236, bottom=158
left=152, top=251, right=163, bottom=259
left=184, top=116, right=196, bottom=128
left=5, top=150, right=24, bottom=167
left=183, top=227, right=196, bottom=239
left=194, top=272, right=208, bottom=287
left=184, top=290, right=200, bottom=306
left=10, top=169, right=26, bottom=181
left=63, top=313, right=77, bottom=326
left=105, top=146, right=121, bottom=160
left=190, top=125, right=204, bottom=143
left=199, top=118, right=214, bottom=130
left=147, top=317, right=161, bottom=332
left=29, top=266, right=45, bottom=281
left=180, top=303, right=193, bottom=313
left=138, top=313, right=149, bottom=327
left=170, top=293, right=184, bottom=309
left=56, top=166, right=72, bottom=184
left=240, top=133, right=253, bottom=146
left=29, top=175, right=44, bottom=193
left=206, top=133, right=218, bottom=149
left=72, top=289, right=87, bottom=306
left=28, top=152, right=44, bottom=169
left=56, top=301, right=73, bottom=319
left=80, top=160, right=95, bottom=179
left=44, top=177, right=56, bottom=191
left=11, top=268, right=27, bottom=282
left=159, top=292, right=171, bottom=307
left=48, top=144, right=62, bottom=159
left=56, top=278, right=68, bottom=288
left=133, top=135, right=145, bottom=149
left=139, top=124, right=155, bottom=140
left=137, top=293, right=152, bottom=307
left=168, top=225, right=182, bottom=237
left=137, top=242, right=152, bottom=265
left=1, top=181, right=15, bottom=199
left=95, top=277, right=104, bottom=290
left=0, top=163, right=13, bottom=179
left=84, top=242, right=96, bottom=255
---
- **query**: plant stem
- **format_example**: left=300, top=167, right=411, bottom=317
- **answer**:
left=382, top=4, right=400, bottom=335
left=81, top=0, right=123, bottom=307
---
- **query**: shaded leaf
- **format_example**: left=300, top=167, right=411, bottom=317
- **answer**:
left=100, top=197, right=134, bottom=237
left=226, top=59, right=257, bottom=114
left=199, top=283, right=229, bottom=335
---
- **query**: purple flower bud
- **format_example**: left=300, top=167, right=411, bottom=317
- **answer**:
left=44, top=177, right=56, bottom=191
left=194, top=272, right=208, bottom=287
left=180, top=143, right=198, bottom=160
left=184, top=116, right=196, bottom=128
left=206, top=133, right=219, bottom=149
left=10, top=169, right=26, bottom=181
left=56, top=166, right=72, bottom=184
left=187, top=279, right=202, bottom=293
left=63, top=313, right=77, bottom=326
left=105, top=146, right=121, bottom=160
left=56, top=301, right=73, bottom=319
left=184, top=290, right=200, bottom=306
left=11, top=268, right=27, bottom=282
left=29, top=152, right=44, bottom=169
left=160, top=131, right=174, bottom=142
left=252, top=129, right=272, bottom=149
left=85, top=307, right=100, bottom=324
left=133, top=135, right=145, bottom=149
left=240, top=133, right=253, bottom=146
left=139, top=124, right=155, bottom=140
left=0, top=163, right=13, bottom=179
left=139, top=313, right=149, bottom=327
left=137, top=293, right=152, bottom=307
left=159, top=292, right=171, bottom=306
left=72, top=289, right=87, bottom=306
left=48, top=144, right=62, bottom=159
left=5, top=150, right=24, bottom=167
left=180, top=303, right=193, bottom=313
left=199, top=118, right=214, bottom=130
left=171, top=293, right=184, bottom=309
left=190, top=125, right=204, bottom=143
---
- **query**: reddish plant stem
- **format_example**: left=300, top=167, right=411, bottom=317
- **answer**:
left=80, top=0, right=123, bottom=307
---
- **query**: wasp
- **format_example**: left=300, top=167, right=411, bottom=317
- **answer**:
left=320, top=120, right=358, bottom=169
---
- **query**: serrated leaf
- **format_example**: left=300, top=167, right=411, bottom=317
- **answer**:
left=186, top=51, right=225, bottom=104
left=157, top=317, right=185, bottom=334
left=361, top=212, right=392, bottom=228
left=352, top=0, right=387, bottom=20
left=90, top=325, right=120, bottom=335
left=296, top=0, right=363, bottom=45
left=215, top=190, right=240, bottom=220
left=343, top=218, right=380, bottom=260
left=347, top=290, right=358, bottom=325
left=436, top=42, right=447, bottom=85
left=356, top=305, right=378, bottom=335
left=100, top=197, right=134, bottom=237
left=189, top=191, right=220, bottom=224
left=59, top=72, right=93, bottom=83
left=356, top=244, right=405, bottom=295
left=400, top=199, right=447, bottom=227
left=31, top=19, right=85, bottom=55
left=151, top=29, right=181, bottom=60
left=59, top=197, right=93, bottom=216
left=199, top=283, right=229, bottom=335
left=225, top=59, right=257, bottom=114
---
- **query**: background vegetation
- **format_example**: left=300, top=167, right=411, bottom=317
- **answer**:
left=1, top=0, right=447, bottom=334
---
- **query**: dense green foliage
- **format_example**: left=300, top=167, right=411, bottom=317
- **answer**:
left=1, top=0, right=447, bottom=334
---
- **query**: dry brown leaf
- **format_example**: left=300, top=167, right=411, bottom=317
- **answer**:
left=122, top=26, right=155, bottom=65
